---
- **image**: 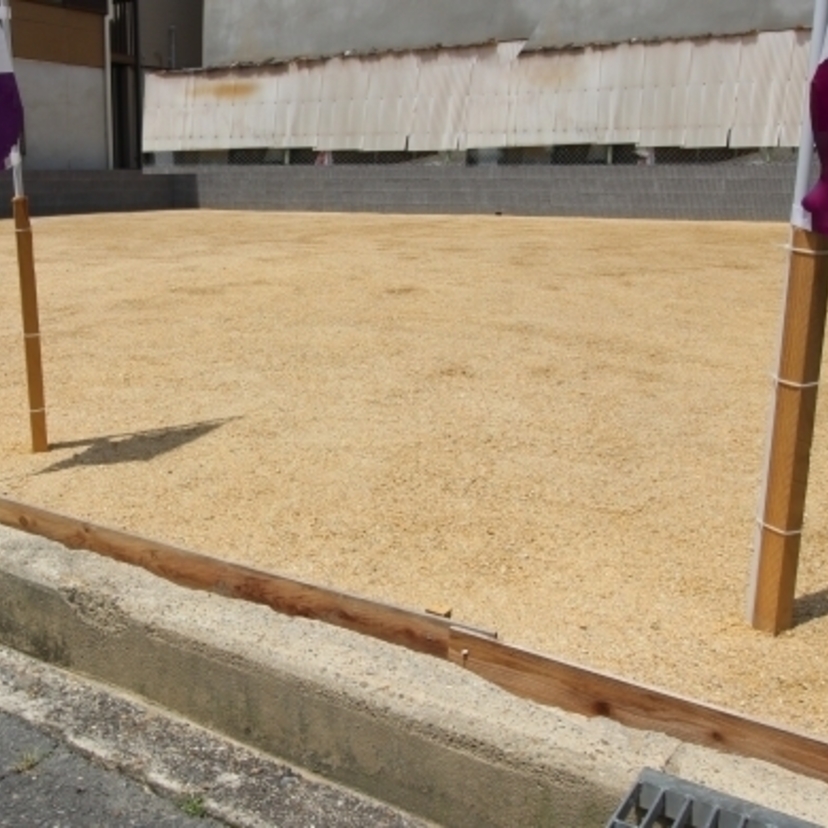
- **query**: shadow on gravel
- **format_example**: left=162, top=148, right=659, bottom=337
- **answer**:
left=793, top=586, right=828, bottom=627
left=38, top=418, right=238, bottom=473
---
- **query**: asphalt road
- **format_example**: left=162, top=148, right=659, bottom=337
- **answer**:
left=0, top=709, right=227, bottom=827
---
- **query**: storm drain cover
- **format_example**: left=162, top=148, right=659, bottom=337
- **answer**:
left=607, top=769, right=821, bottom=828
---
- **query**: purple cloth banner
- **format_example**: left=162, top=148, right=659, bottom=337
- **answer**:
left=803, top=57, right=828, bottom=235
left=0, top=22, right=23, bottom=169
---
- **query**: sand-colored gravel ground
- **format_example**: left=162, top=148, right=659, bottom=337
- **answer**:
left=1, top=210, right=827, bottom=737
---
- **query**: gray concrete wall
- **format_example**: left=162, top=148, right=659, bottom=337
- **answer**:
left=162, top=164, right=797, bottom=222
left=526, top=0, right=814, bottom=51
left=0, top=170, right=193, bottom=218
left=16, top=59, right=107, bottom=170
left=0, top=164, right=797, bottom=221
left=203, top=0, right=814, bottom=67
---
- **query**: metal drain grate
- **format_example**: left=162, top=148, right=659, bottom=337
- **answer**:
left=607, top=769, right=822, bottom=828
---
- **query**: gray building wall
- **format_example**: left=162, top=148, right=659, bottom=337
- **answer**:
left=203, top=0, right=546, bottom=66
left=139, top=0, right=203, bottom=70
left=527, top=0, right=814, bottom=50
left=203, top=0, right=814, bottom=67
left=16, top=59, right=108, bottom=170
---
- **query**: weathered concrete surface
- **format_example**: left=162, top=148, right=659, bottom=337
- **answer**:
left=203, top=0, right=814, bottom=66
left=0, top=524, right=826, bottom=827
left=14, top=59, right=108, bottom=171
left=0, top=645, right=427, bottom=827
left=0, top=706, right=227, bottom=828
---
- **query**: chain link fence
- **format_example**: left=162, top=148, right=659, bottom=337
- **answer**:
left=145, top=144, right=800, bottom=170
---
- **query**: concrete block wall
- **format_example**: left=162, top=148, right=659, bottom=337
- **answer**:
left=0, top=164, right=797, bottom=221
left=155, top=163, right=798, bottom=221
left=0, top=170, right=194, bottom=218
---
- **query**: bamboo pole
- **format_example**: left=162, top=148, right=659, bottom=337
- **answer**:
left=750, top=229, right=828, bottom=633
left=3, top=0, right=48, bottom=450
left=12, top=196, right=48, bottom=453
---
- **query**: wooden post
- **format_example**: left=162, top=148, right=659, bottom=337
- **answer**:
left=750, top=227, right=828, bottom=633
left=12, top=195, right=48, bottom=453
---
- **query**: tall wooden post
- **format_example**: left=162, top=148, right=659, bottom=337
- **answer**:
left=750, top=228, right=828, bottom=633
left=13, top=195, right=48, bottom=453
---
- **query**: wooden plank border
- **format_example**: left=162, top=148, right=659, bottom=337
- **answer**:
left=2, top=496, right=827, bottom=786
left=448, top=628, right=828, bottom=785
left=0, top=497, right=495, bottom=657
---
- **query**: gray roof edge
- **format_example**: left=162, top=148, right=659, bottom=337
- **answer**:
left=522, top=26, right=812, bottom=54
left=156, top=38, right=530, bottom=77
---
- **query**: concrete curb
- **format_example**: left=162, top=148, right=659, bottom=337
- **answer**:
left=0, top=645, right=429, bottom=827
left=0, top=525, right=826, bottom=827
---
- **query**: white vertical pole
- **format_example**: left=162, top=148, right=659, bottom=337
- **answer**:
left=1, top=0, right=23, bottom=197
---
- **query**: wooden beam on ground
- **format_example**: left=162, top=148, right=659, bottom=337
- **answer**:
left=0, top=497, right=495, bottom=658
left=448, top=627, right=828, bottom=785
left=750, top=228, right=828, bottom=634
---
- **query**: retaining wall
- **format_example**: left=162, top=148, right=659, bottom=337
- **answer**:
left=0, top=170, right=195, bottom=218
left=170, top=164, right=797, bottom=221
left=0, top=164, right=797, bottom=221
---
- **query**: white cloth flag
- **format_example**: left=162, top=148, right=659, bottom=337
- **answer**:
left=801, top=27, right=828, bottom=233
left=0, top=15, right=23, bottom=169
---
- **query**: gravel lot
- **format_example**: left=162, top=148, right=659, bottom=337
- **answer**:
left=1, top=210, right=826, bottom=737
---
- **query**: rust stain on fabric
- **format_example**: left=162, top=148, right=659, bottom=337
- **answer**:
left=200, top=81, right=258, bottom=100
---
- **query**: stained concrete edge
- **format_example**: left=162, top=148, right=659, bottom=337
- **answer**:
left=0, top=524, right=825, bottom=827
left=0, top=644, right=431, bottom=827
